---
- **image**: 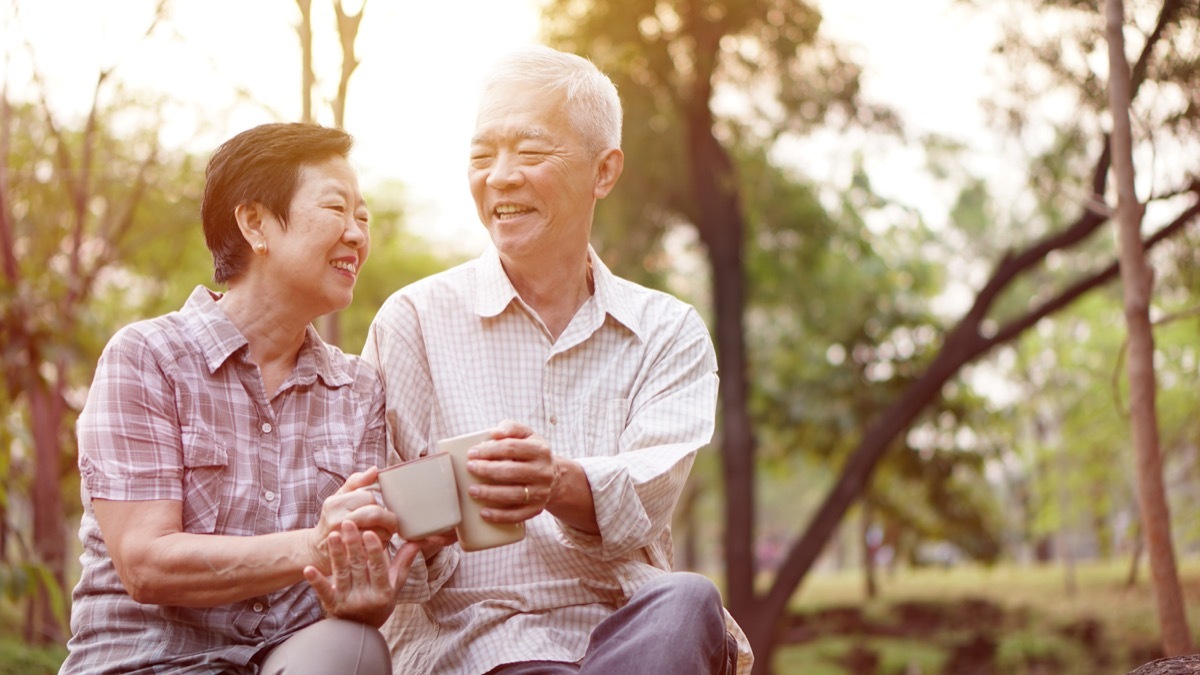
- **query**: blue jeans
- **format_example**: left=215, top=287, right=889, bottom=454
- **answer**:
left=487, top=572, right=736, bottom=675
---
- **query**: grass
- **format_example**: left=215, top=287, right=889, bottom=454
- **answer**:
left=772, top=558, right=1200, bottom=674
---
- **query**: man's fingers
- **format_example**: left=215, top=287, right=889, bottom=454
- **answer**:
left=494, top=419, right=532, bottom=439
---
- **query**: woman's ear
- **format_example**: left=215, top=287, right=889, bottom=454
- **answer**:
left=593, top=148, right=624, bottom=200
left=234, top=202, right=268, bottom=252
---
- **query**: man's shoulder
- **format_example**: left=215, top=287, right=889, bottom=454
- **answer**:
left=373, top=258, right=480, bottom=329
left=606, top=273, right=703, bottom=327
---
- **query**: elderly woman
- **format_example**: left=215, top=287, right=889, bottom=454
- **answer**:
left=60, top=123, right=416, bottom=675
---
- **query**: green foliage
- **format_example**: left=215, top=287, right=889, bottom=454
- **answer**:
left=0, top=562, right=67, bottom=636
left=0, top=638, right=65, bottom=675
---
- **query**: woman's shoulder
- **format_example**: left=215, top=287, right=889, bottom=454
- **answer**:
left=315, top=340, right=386, bottom=397
left=102, top=310, right=193, bottom=358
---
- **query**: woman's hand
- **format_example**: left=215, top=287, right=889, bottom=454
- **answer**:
left=308, top=468, right=399, bottom=574
left=303, top=521, right=421, bottom=627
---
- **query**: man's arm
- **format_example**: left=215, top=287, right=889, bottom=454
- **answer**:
left=466, top=307, right=718, bottom=558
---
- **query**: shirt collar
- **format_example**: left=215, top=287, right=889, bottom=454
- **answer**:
left=588, top=249, right=644, bottom=341
left=182, top=285, right=352, bottom=387
left=472, top=245, right=646, bottom=342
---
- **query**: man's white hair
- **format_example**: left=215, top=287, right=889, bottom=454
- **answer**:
left=481, top=45, right=623, bottom=153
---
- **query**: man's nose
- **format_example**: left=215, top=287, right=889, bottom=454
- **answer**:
left=486, top=152, right=524, bottom=189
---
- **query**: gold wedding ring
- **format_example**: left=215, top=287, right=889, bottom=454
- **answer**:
left=523, top=486, right=530, bottom=505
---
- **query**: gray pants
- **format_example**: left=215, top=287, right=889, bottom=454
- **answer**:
left=260, top=618, right=391, bottom=675
left=487, top=572, right=736, bottom=675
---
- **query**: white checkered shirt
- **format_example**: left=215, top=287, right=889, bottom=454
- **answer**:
left=62, top=286, right=389, bottom=674
left=364, top=246, right=752, bottom=674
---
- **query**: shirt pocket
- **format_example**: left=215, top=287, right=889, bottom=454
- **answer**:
left=180, top=428, right=230, bottom=534
left=585, top=398, right=629, bottom=457
left=313, top=434, right=355, bottom=505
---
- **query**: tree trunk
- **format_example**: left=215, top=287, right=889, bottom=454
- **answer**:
left=295, top=0, right=314, bottom=124
left=1059, top=495, right=1077, bottom=598
left=1104, top=0, right=1193, bottom=655
left=1127, top=525, right=1144, bottom=589
left=678, top=4, right=758, bottom=636
left=29, top=370, right=67, bottom=644
left=862, top=504, right=878, bottom=600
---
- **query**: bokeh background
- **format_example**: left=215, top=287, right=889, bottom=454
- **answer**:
left=3, top=1, right=1200, bottom=673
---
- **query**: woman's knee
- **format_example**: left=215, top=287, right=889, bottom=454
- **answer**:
left=262, top=619, right=391, bottom=675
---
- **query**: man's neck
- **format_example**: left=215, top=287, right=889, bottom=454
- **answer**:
left=503, top=253, right=594, bottom=341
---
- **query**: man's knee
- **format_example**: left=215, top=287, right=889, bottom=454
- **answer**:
left=635, top=573, right=726, bottom=635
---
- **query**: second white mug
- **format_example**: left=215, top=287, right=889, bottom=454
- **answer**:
left=439, top=429, right=526, bottom=552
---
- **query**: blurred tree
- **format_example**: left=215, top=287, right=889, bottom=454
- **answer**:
left=1105, top=0, right=1191, bottom=653
left=541, top=0, right=1200, bottom=668
left=0, top=62, right=207, bottom=644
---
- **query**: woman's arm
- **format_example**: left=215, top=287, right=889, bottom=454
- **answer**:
left=93, top=469, right=398, bottom=607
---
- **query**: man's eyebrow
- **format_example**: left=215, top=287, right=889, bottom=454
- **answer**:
left=470, top=128, right=546, bottom=145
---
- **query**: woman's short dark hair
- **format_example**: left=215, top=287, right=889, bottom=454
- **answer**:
left=201, top=122, right=354, bottom=284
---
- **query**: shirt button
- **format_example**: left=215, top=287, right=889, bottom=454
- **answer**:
left=549, top=415, right=558, bottom=425
left=261, top=422, right=273, bottom=434
left=252, top=602, right=265, bottom=612
left=265, top=491, right=276, bottom=502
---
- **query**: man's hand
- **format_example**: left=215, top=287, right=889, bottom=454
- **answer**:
left=465, top=420, right=598, bottom=534
left=303, top=521, right=421, bottom=628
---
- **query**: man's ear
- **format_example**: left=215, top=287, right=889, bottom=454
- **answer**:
left=234, top=202, right=268, bottom=249
left=593, top=148, right=624, bottom=200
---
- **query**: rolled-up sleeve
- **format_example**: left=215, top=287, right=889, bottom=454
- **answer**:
left=560, top=308, right=718, bottom=561
left=79, top=327, right=185, bottom=502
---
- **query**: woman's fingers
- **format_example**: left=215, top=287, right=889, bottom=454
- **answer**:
left=336, top=467, right=380, bottom=494
left=303, top=564, right=335, bottom=608
left=362, top=530, right=393, bottom=593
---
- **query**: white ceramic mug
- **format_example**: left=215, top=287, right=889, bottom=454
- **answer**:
left=376, top=453, right=462, bottom=540
left=440, top=429, right=526, bottom=552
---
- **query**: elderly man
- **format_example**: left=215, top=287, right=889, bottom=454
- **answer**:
left=363, top=46, right=752, bottom=674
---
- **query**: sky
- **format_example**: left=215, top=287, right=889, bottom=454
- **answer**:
left=3, top=0, right=1003, bottom=255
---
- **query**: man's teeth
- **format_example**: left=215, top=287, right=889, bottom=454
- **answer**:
left=331, top=260, right=356, bottom=273
left=495, top=205, right=530, bottom=217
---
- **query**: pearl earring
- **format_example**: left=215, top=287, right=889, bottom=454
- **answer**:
left=254, top=241, right=267, bottom=254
